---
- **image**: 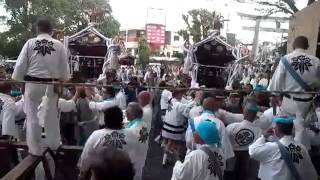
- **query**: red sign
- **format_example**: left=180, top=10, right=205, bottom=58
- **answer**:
left=145, top=24, right=165, bottom=45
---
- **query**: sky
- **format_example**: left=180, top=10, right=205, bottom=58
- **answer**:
left=0, top=0, right=310, bottom=43
left=109, top=0, right=309, bottom=43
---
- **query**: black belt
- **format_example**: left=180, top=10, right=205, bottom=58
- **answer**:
left=24, top=75, right=58, bottom=82
left=283, top=94, right=313, bottom=102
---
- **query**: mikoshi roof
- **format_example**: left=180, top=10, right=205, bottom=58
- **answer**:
left=190, top=31, right=237, bottom=66
left=69, top=24, right=112, bottom=45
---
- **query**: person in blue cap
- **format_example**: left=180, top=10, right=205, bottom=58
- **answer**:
left=185, top=96, right=234, bottom=161
left=249, top=116, right=317, bottom=180
left=253, top=85, right=270, bottom=111
left=171, top=120, right=225, bottom=180
left=226, top=97, right=262, bottom=180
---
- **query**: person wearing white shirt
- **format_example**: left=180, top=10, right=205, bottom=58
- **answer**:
left=160, top=88, right=172, bottom=116
left=37, top=90, right=78, bottom=150
left=78, top=146, right=135, bottom=180
left=126, top=102, right=150, bottom=180
left=226, top=98, right=262, bottom=180
left=137, top=91, right=153, bottom=132
left=172, top=120, right=225, bottom=180
left=12, top=18, right=70, bottom=155
left=78, top=106, right=142, bottom=180
left=254, top=94, right=282, bottom=133
left=115, top=88, right=127, bottom=110
left=87, top=87, right=117, bottom=127
left=0, top=82, right=19, bottom=139
left=186, top=96, right=234, bottom=160
left=162, top=89, right=193, bottom=142
left=162, top=89, right=193, bottom=165
left=35, top=89, right=78, bottom=180
left=249, top=116, right=318, bottom=180
left=268, top=36, right=320, bottom=148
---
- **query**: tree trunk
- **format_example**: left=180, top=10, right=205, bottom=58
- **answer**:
left=308, top=0, right=316, bottom=5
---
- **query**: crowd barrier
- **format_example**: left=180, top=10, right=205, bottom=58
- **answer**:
left=0, top=140, right=83, bottom=180
left=0, top=79, right=319, bottom=95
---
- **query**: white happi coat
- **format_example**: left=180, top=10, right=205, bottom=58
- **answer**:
left=171, top=144, right=226, bottom=180
left=249, top=135, right=318, bottom=180
left=127, top=119, right=150, bottom=180
left=89, top=98, right=117, bottom=126
left=15, top=96, right=25, bottom=122
left=12, top=33, right=70, bottom=155
left=79, top=127, right=148, bottom=180
left=254, top=106, right=281, bottom=132
left=160, top=89, right=172, bottom=111
left=268, top=49, right=320, bottom=115
left=162, top=98, right=193, bottom=141
left=115, top=91, right=127, bottom=110
left=142, top=104, right=153, bottom=132
left=189, top=105, right=203, bottom=119
left=0, top=93, right=19, bottom=138
left=215, top=109, right=243, bottom=125
left=226, top=120, right=262, bottom=151
left=185, top=111, right=234, bottom=159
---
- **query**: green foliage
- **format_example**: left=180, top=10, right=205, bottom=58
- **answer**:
left=178, top=9, right=224, bottom=43
left=137, top=37, right=150, bottom=68
left=0, top=0, right=120, bottom=58
left=97, top=15, right=120, bottom=38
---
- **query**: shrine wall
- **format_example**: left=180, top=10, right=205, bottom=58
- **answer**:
left=287, top=1, right=320, bottom=55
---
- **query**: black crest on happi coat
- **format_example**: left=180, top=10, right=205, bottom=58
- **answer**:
left=102, top=131, right=127, bottom=149
left=285, top=143, right=303, bottom=164
left=235, top=129, right=255, bottom=146
left=208, top=152, right=223, bottom=176
left=139, top=127, right=149, bottom=143
left=34, top=39, right=56, bottom=56
left=291, top=55, right=312, bottom=74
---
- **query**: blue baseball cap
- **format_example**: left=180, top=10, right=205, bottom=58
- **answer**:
left=196, top=120, right=220, bottom=145
left=272, top=116, right=294, bottom=124
left=254, top=85, right=266, bottom=92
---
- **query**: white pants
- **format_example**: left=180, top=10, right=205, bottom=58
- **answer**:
left=281, top=97, right=313, bottom=118
left=24, top=83, right=60, bottom=155
left=282, top=97, right=314, bottom=150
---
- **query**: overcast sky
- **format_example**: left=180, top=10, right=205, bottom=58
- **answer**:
left=109, top=0, right=309, bottom=43
left=0, top=0, right=309, bottom=43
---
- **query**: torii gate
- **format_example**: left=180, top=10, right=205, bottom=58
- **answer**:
left=238, top=13, right=290, bottom=58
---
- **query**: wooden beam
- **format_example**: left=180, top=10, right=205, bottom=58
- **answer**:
left=242, top=26, right=288, bottom=33
left=6, top=142, right=83, bottom=153
left=238, top=12, right=290, bottom=23
left=1, top=149, right=49, bottom=180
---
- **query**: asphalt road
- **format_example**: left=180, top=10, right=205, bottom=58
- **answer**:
left=142, top=89, right=174, bottom=180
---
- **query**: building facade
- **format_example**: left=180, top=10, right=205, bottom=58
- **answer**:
left=288, top=1, right=320, bottom=58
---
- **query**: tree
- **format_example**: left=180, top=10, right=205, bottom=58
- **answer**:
left=178, top=9, right=224, bottom=43
left=241, top=0, right=318, bottom=15
left=137, top=37, right=150, bottom=68
left=80, top=0, right=120, bottom=37
left=0, top=0, right=120, bottom=58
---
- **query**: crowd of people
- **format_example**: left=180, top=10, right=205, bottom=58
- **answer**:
left=1, top=17, right=320, bottom=180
